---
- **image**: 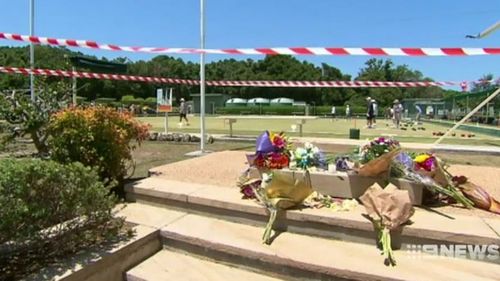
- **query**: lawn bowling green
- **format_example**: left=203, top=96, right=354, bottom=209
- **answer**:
left=137, top=116, right=500, bottom=145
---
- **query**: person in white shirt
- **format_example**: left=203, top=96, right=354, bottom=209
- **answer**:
left=371, top=99, right=378, bottom=127
left=345, top=104, right=351, bottom=120
left=415, top=105, right=422, bottom=122
left=393, top=99, right=403, bottom=129
left=331, top=105, right=336, bottom=121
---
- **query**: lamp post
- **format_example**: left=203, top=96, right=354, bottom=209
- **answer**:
left=29, top=0, right=35, bottom=101
left=199, top=0, right=206, bottom=153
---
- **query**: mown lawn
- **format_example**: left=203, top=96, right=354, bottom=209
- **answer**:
left=136, top=116, right=500, bottom=146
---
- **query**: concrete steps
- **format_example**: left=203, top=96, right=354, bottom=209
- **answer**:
left=126, top=249, right=284, bottom=281
left=125, top=177, right=500, bottom=260
left=122, top=175, right=500, bottom=280
left=123, top=211, right=499, bottom=281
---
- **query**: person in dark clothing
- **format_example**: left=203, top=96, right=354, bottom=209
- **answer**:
left=366, top=97, right=375, bottom=128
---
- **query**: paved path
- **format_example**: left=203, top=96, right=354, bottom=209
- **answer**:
left=208, top=133, right=500, bottom=155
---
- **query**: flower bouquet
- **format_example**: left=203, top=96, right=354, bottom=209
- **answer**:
left=236, top=172, right=262, bottom=199
left=290, top=142, right=327, bottom=171
left=360, top=183, right=414, bottom=266
left=391, top=153, right=473, bottom=208
left=356, top=137, right=401, bottom=177
left=303, top=191, right=359, bottom=211
left=247, top=131, right=291, bottom=170
left=253, top=171, right=313, bottom=244
left=452, top=176, right=500, bottom=214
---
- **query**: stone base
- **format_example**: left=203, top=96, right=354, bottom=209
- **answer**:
left=249, top=168, right=387, bottom=199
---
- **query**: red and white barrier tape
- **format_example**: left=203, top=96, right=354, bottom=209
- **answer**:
left=0, top=66, right=473, bottom=88
left=1, top=32, right=499, bottom=56
left=0, top=66, right=198, bottom=85
left=0, top=66, right=465, bottom=87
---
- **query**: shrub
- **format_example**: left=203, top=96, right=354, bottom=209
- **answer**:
left=48, top=106, right=150, bottom=184
left=0, top=158, right=123, bottom=278
left=144, top=97, right=157, bottom=108
left=121, top=95, right=135, bottom=102
left=95, top=97, right=116, bottom=105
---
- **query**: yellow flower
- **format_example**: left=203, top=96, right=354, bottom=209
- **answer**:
left=414, top=154, right=430, bottom=164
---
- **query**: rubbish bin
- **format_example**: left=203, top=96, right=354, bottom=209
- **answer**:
left=349, top=128, right=360, bottom=140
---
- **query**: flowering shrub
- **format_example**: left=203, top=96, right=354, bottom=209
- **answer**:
left=49, top=106, right=150, bottom=184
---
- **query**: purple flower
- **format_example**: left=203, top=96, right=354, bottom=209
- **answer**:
left=395, top=153, right=414, bottom=170
left=242, top=186, right=255, bottom=198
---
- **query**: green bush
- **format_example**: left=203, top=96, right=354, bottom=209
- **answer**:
left=95, top=97, right=116, bottom=105
left=48, top=106, right=150, bottom=185
left=121, top=95, right=135, bottom=102
left=0, top=158, right=123, bottom=278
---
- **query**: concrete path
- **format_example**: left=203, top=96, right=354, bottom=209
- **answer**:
left=208, top=133, right=500, bottom=155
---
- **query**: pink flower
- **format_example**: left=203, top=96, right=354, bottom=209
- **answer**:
left=272, top=135, right=285, bottom=149
left=242, top=186, right=255, bottom=198
left=416, top=156, right=436, bottom=172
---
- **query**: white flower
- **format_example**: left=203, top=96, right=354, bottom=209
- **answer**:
left=295, top=147, right=306, bottom=158
left=262, top=173, right=272, bottom=183
left=304, top=142, right=313, bottom=149
left=312, top=146, right=320, bottom=154
left=342, top=199, right=359, bottom=211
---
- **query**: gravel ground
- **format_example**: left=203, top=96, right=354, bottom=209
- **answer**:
left=150, top=150, right=500, bottom=218
left=149, top=150, right=250, bottom=188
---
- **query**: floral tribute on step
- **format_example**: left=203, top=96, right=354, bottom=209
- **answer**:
left=236, top=132, right=498, bottom=266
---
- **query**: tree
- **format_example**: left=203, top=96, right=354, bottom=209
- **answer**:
left=471, top=74, right=495, bottom=92
left=354, top=59, right=444, bottom=108
left=0, top=79, right=71, bottom=155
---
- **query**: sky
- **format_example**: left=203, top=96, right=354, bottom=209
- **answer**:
left=0, top=0, right=499, bottom=87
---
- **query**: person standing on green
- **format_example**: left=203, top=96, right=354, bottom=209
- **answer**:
left=366, top=97, right=374, bottom=128
left=393, top=99, right=403, bottom=129
left=179, top=98, right=189, bottom=126
left=345, top=104, right=351, bottom=120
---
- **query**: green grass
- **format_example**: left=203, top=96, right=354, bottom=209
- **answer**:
left=136, top=116, right=500, bottom=146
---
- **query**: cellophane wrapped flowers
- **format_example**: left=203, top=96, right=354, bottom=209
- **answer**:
left=247, top=131, right=291, bottom=170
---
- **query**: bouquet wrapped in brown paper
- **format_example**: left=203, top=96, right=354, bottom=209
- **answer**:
left=360, top=183, right=414, bottom=266
left=355, top=137, right=401, bottom=177
left=254, top=170, right=313, bottom=244
left=453, top=176, right=500, bottom=214
left=357, top=149, right=401, bottom=177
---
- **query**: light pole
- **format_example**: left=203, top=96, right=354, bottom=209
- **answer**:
left=29, top=0, right=35, bottom=101
left=199, top=0, right=206, bottom=153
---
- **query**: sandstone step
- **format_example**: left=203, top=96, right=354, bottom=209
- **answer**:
left=160, top=214, right=500, bottom=281
left=115, top=202, right=187, bottom=229
left=125, top=177, right=500, bottom=255
left=126, top=249, right=284, bottom=281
